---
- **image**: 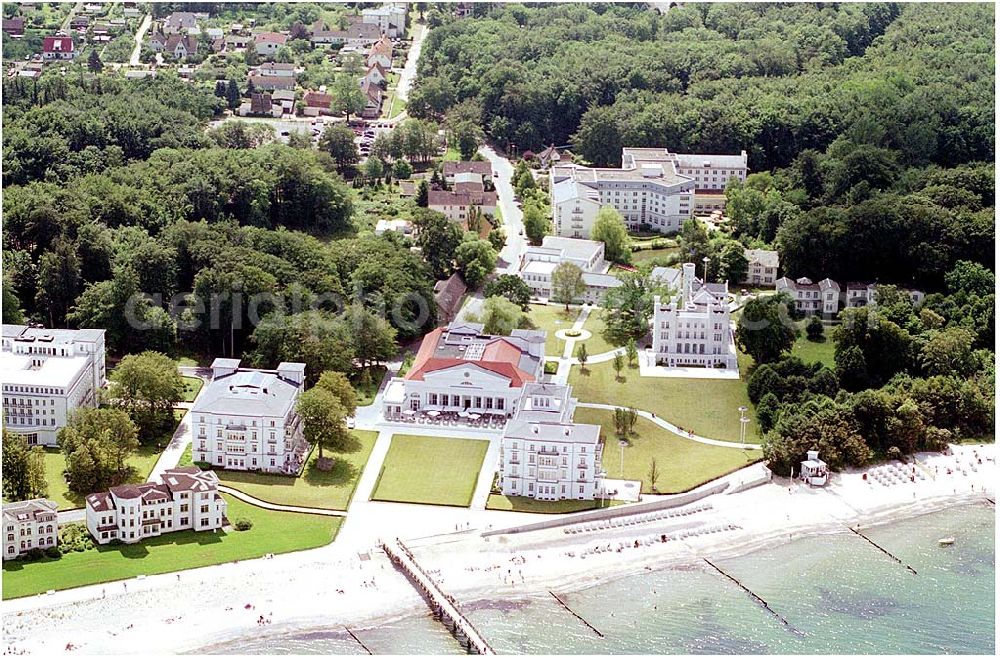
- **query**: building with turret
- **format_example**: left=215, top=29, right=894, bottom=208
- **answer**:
left=650, top=263, right=736, bottom=369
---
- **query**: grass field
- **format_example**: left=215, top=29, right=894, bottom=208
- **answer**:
left=371, top=435, right=488, bottom=507
left=485, top=495, right=622, bottom=513
left=41, top=444, right=165, bottom=511
left=568, top=361, right=760, bottom=442
left=1, top=496, right=341, bottom=599
left=789, top=321, right=838, bottom=368
left=525, top=304, right=580, bottom=356
left=181, top=376, right=203, bottom=402
left=631, top=246, right=681, bottom=264
left=211, top=430, right=378, bottom=510
left=575, top=408, right=760, bottom=494
left=352, top=367, right=386, bottom=407
left=578, top=309, right=618, bottom=356
left=442, top=146, right=461, bottom=162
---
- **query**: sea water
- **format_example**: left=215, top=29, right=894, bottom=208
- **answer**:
left=199, top=503, right=994, bottom=655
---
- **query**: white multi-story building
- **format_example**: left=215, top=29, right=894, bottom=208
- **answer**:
left=741, top=249, right=780, bottom=287
left=844, top=282, right=925, bottom=309
left=651, top=263, right=737, bottom=369
left=85, top=467, right=227, bottom=545
left=549, top=148, right=749, bottom=237
left=498, top=383, right=605, bottom=501
left=3, top=499, right=58, bottom=560
left=775, top=276, right=841, bottom=315
left=382, top=321, right=546, bottom=419
left=362, top=4, right=407, bottom=38
left=190, top=359, right=308, bottom=474
left=1, top=325, right=106, bottom=446
left=517, top=236, right=622, bottom=304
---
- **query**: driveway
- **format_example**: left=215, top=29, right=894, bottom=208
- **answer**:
left=128, top=14, right=151, bottom=66
left=396, top=23, right=427, bottom=102
left=479, top=145, right=527, bottom=273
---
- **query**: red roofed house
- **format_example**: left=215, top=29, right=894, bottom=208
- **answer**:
left=361, top=61, right=387, bottom=87
left=42, top=35, right=76, bottom=60
left=302, top=90, right=334, bottom=116
left=85, top=467, right=227, bottom=545
left=2, top=17, right=25, bottom=37
left=359, top=78, right=382, bottom=118
left=254, top=31, right=287, bottom=56
left=428, top=174, right=498, bottom=223
left=381, top=320, right=547, bottom=420
left=367, top=35, right=392, bottom=69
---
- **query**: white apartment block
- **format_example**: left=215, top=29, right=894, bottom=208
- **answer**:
left=86, top=467, right=227, bottom=545
left=382, top=321, right=546, bottom=419
left=651, top=263, right=737, bottom=369
left=3, top=499, right=58, bottom=560
left=776, top=277, right=841, bottom=315
left=741, top=249, right=780, bottom=287
left=499, top=383, right=605, bottom=501
left=517, top=236, right=622, bottom=304
left=1, top=325, right=106, bottom=446
left=845, top=282, right=925, bottom=308
left=362, top=4, right=406, bottom=38
left=191, top=359, right=308, bottom=474
left=549, top=148, right=748, bottom=237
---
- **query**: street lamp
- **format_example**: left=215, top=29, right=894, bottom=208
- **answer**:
left=702, top=256, right=711, bottom=283
left=619, top=439, right=628, bottom=479
left=738, top=405, right=749, bottom=448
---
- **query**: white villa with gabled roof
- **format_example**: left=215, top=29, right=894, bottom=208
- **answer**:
left=3, top=499, right=58, bottom=560
left=651, top=263, right=737, bottom=369
left=191, top=359, right=308, bottom=474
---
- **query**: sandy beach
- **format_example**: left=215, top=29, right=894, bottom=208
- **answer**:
left=2, top=443, right=994, bottom=655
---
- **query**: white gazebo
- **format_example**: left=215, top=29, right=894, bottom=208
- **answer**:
left=800, top=450, right=829, bottom=486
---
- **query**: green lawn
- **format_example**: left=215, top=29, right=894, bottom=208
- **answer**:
left=486, top=495, right=622, bottom=513
left=41, top=444, right=165, bottom=511
left=371, top=435, right=488, bottom=507
left=1, top=496, right=341, bottom=599
left=352, top=367, right=386, bottom=407
left=575, top=408, right=760, bottom=494
left=442, top=146, right=461, bottom=162
left=210, top=430, right=378, bottom=510
left=578, top=309, right=618, bottom=356
left=525, top=304, right=580, bottom=356
left=631, top=246, right=681, bottom=264
left=789, top=321, right=838, bottom=368
left=568, top=361, right=760, bottom=442
left=174, top=356, right=201, bottom=368
left=181, top=376, right=203, bottom=403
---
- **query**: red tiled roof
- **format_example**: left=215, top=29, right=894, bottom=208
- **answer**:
left=404, top=328, right=535, bottom=388
left=303, top=91, right=333, bottom=108
left=255, top=31, right=287, bottom=44
left=442, top=161, right=492, bottom=176
left=407, top=358, right=533, bottom=388
left=43, top=36, right=74, bottom=53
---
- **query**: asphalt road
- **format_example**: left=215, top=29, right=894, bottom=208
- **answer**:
left=479, top=144, right=527, bottom=273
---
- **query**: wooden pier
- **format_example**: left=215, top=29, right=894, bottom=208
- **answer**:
left=380, top=539, right=495, bottom=655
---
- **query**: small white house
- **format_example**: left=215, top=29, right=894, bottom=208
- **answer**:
left=799, top=450, right=829, bottom=486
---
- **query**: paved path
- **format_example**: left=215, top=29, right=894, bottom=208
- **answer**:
left=576, top=402, right=762, bottom=450
left=128, top=14, right=151, bottom=66
left=218, top=485, right=347, bottom=517
left=396, top=22, right=426, bottom=102
left=480, top=145, right=526, bottom=273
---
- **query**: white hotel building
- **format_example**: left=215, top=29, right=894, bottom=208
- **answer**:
left=191, top=359, right=308, bottom=474
left=1, top=325, right=106, bottom=446
left=651, top=263, right=737, bottom=369
left=499, top=383, right=605, bottom=501
left=86, top=467, right=227, bottom=545
left=518, top=236, right=623, bottom=304
left=382, top=322, right=546, bottom=419
left=549, top=148, right=749, bottom=237
left=3, top=498, right=59, bottom=560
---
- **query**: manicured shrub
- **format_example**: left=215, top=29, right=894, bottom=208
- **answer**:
left=234, top=518, right=254, bottom=531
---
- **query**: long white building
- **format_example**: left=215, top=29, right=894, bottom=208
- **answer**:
left=549, top=148, right=748, bottom=237
left=3, top=498, right=58, bottom=560
left=651, top=263, right=737, bottom=369
left=85, top=467, right=227, bottom=545
left=382, top=321, right=546, bottom=419
left=518, top=236, right=622, bottom=304
left=191, top=359, right=308, bottom=474
left=1, top=325, right=106, bottom=446
left=498, top=383, right=605, bottom=501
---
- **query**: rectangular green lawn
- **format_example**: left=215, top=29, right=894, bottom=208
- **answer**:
left=211, top=430, right=378, bottom=510
left=2, top=496, right=341, bottom=599
left=486, top=494, right=622, bottom=513
left=789, top=320, right=837, bottom=368
left=371, top=435, right=488, bottom=507
left=578, top=310, right=618, bottom=356
left=180, top=376, right=204, bottom=402
left=568, top=361, right=760, bottom=442
left=526, top=304, right=581, bottom=356
left=574, top=408, right=760, bottom=494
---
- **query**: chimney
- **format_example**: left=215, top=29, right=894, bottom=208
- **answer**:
left=807, top=450, right=820, bottom=462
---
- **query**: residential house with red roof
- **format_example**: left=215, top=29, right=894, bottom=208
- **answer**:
left=359, top=78, right=383, bottom=118
left=42, top=35, right=76, bottom=60
left=85, top=467, right=227, bottom=545
left=367, top=35, right=392, bottom=69
left=254, top=31, right=287, bottom=57
left=381, top=321, right=547, bottom=420
left=302, top=90, right=334, bottom=116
